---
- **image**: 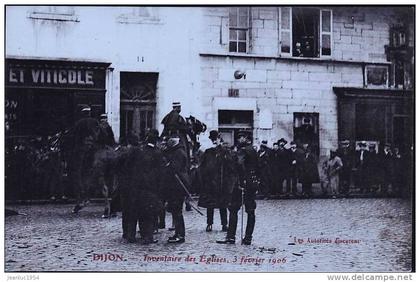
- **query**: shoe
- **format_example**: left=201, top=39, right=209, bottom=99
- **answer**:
left=50, top=196, right=56, bottom=201
left=61, top=195, right=68, bottom=201
left=167, top=235, right=185, bottom=243
left=216, top=238, right=235, bottom=244
left=185, top=204, right=192, bottom=212
left=222, top=225, right=228, bottom=232
left=141, top=238, right=158, bottom=245
left=206, top=224, right=212, bottom=232
left=241, top=237, right=252, bottom=245
left=168, top=226, right=175, bottom=231
left=153, top=229, right=158, bottom=234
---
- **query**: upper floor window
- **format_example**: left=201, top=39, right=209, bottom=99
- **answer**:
left=279, top=7, right=332, bottom=58
left=229, top=7, right=250, bottom=53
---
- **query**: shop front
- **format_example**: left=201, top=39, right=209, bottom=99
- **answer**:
left=5, top=58, right=111, bottom=200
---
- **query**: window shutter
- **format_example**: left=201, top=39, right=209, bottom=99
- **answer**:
left=279, top=7, right=292, bottom=56
left=248, top=7, right=253, bottom=52
left=220, top=16, right=229, bottom=45
left=320, top=9, right=333, bottom=57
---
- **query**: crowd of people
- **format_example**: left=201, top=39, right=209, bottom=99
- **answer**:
left=5, top=102, right=413, bottom=246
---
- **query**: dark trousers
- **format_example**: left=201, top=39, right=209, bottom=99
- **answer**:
left=206, top=208, right=228, bottom=226
left=302, top=182, right=313, bottom=196
left=69, top=146, right=94, bottom=204
left=227, top=208, right=255, bottom=241
left=288, top=169, right=298, bottom=195
left=171, top=210, right=185, bottom=237
left=138, top=214, right=154, bottom=241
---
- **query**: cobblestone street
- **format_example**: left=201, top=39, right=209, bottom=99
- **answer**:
left=5, top=198, right=412, bottom=272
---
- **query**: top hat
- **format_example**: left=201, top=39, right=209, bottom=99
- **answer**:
left=278, top=138, right=288, bottom=144
left=208, top=130, right=220, bottom=141
left=172, top=102, right=181, bottom=107
left=261, top=140, right=268, bottom=147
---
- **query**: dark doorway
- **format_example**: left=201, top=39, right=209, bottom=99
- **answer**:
left=293, top=112, right=319, bottom=156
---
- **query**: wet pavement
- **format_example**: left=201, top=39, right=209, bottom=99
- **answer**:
left=5, top=198, right=413, bottom=272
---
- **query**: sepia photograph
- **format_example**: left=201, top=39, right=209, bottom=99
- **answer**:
left=4, top=4, right=415, bottom=274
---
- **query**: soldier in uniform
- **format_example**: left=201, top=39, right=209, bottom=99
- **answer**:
left=71, top=106, right=100, bottom=213
left=217, top=131, right=258, bottom=245
left=257, top=140, right=273, bottom=198
left=162, top=136, right=189, bottom=243
left=198, top=130, right=237, bottom=232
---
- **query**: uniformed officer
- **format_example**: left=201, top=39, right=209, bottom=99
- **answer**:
left=71, top=106, right=100, bottom=213
left=162, top=136, right=189, bottom=243
left=217, top=131, right=258, bottom=245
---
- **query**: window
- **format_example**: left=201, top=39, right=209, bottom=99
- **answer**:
left=364, top=65, right=389, bottom=88
left=218, top=110, right=253, bottom=146
left=279, top=7, right=332, bottom=58
left=229, top=7, right=250, bottom=53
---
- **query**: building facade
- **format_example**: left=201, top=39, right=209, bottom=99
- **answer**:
left=199, top=6, right=414, bottom=157
left=5, top=6, right=414, bottom=199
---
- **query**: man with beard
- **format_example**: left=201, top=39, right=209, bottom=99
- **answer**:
left=162, top=136, right=189, bottom=243
left=217, top=131, right=258, bottom=245
left=198, top=130, right=237, bottom=232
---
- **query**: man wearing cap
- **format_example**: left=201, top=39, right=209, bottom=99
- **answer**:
left=337, top=140, right=354, bottom=196
left=71, top=105, right=101, bottom=213
left=217, top=131, right=258, bottom=245
left=198, top=130, right=236, bottom=232
left=161, top=102, right=187, bottom=138
left=97, top=114, right=116, bottom=147
left=257, top=140, right=273, bottom=198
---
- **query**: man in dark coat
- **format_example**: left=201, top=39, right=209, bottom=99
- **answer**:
left=198, top=130, right=237, bottom=232
left=257, top=140, right=273, bottom=198
left=299, top=144, right=319, bottom=198
left=276, top=138, right=290, bottom=195
left=217, top=131, right=258, bottom=245
left=355, top=141, right=369, bottom=194
left=378, top=143, right=394, bottom=195
left=337, top=140, right=354, bottom=195
left=162, top=136, right=189, bottom=243
left=118, top=140, right=164, bottom=244
left=288, top=141, right=303, bottom=196
left=71, top=106, right=100, bottom=213
left=365, top=143, right=380, bottom=193
left=98, top=114, right=116, bottom=147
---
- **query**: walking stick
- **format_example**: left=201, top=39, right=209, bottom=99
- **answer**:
left=240, top=181, right=245, bottom=244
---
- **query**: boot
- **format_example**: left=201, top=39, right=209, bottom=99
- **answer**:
left=216, top=238, right=235, bottom=244
left=167, top=235, right=185, bottom=244
left=241, top=237, right=252, bottom=245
